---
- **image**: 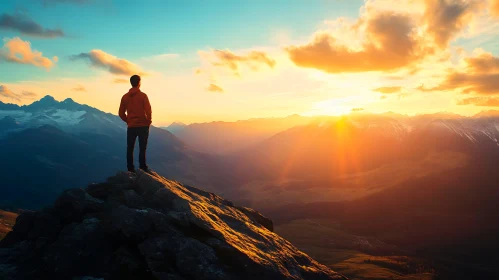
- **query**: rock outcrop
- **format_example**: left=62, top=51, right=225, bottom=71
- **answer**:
left=0, top=170, right=346, bottom=280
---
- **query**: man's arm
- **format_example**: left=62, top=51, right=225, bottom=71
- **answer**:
left=144, top=95, right=152, bottom=124
left=118, top=95, right=128, bottom=123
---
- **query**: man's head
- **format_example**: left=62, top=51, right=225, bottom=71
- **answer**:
left=130, top=75, right=141, bottom=88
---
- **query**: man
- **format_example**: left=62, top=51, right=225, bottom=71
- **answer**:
left=119, top=75, right=152, bottom=173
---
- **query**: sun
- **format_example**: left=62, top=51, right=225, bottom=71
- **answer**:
left=304, top=97, right=363, bottom=116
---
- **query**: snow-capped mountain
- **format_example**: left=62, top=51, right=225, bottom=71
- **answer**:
left=0, top=95, right=125, bottom=136
left=308, top=114, right=499, bottom=147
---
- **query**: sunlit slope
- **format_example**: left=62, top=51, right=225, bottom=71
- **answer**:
left=0, top=210, right=17, bottom=240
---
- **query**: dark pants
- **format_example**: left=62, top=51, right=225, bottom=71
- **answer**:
left=127, top=126, right=149, bottom=170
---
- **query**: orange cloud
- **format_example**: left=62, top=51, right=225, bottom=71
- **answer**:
left=464, top=52, right=499, bottom=73
left=416, top=84, right=436, bottom=92
left=0, top=86, right=36, bottom=102
left=0, top=85, right=21, bottom=102
left=423, top=0, right=483, bottom=48
left=438, top=72, right=499, bottom=94
left=457, top=97, right=499, bottom=106
left=432, top=51, right=499, bottom=94
left=491, top=0, right=499, bottom=17
left=0, top=37, right=58, bottom=69
left=70, top=49, right=146, bottom=76
left=113, top=78, right=129, bottom=84
left=21, top=90, right=37, bottom=99
left=72, top=85, right=87, bottom=92
left=373, top=86, right=402, bottom=94
left=286, top=12, right=430, bottom=73
left=206, top=83, right=224, bottom=93
left=205, top=49, right=276, bottom=76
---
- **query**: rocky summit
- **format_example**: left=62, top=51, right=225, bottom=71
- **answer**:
left=0, top=170, right=346, bottom=280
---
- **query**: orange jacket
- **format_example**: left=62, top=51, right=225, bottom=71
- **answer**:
left=119, top=87, right=152, bottom=127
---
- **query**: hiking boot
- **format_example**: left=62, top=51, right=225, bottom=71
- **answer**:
left=140, top=166, right=153, bottom=174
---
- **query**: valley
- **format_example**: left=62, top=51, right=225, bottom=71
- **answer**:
left=275, top=219, right=434, bottom=280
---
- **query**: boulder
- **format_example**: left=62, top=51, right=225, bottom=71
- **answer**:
left=54, top=188, right=106, bottom=223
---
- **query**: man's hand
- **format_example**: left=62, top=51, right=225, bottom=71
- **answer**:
left=119, top=95, right=128, bottom=123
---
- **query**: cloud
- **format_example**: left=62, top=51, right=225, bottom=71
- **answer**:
left=206, top=83, right=224, bottom=93
left=416, top=84, right=437, bottom=92
left=202, top=49, right=276, bottom=76
left=351, top=107, right=365, bottom=112
left=286, top=11, right=431, bottom=73
left=457, top=97, right=499, bottom=106
left=0, top=85, right=38, bottom=103
left=113, top=78, right=128, bottom=84
left=464, top=52, right=499, bottom=73
left=0, top=85, right=21, bottom=102
left=437, top=72, right=499, bottom=94
left=70, top=49, right=146, bottom=76
left=373, top=86, right=402, bottom=94
left=422, top=0, right=483, bottom=48
left=21, top=90, right=37, bottom=99
left=493, top=0, right=499, bottom=17
left=0, top=13, right=64, bottom=38
left=432, top=51, right=499, bottom=94
left=285, top=0, right=488, bottom=74
left=72, top=85, right=86, bottom=92
left=0, top=37, right=58, bottom=70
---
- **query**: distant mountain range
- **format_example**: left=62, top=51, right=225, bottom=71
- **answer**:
left=167, top=114, right=316, bottom=154
left=235, top=113, right=499, bottom=181
left=161, top=122, right=187, bottom=134
left=166, top=111, right=499, bottom=155
left=208, top=113, right=499, bottom=204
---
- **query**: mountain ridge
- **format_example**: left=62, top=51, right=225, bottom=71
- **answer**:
left=0, top=169, right=346, bottom=280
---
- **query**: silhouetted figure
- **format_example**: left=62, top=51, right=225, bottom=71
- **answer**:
left=119, top=75, right=152, bottom=173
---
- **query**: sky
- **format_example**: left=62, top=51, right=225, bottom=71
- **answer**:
left=2, top=0, right=499, bottom=125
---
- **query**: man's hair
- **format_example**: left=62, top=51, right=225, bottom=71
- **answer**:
left=130, top=75, right=141, bottom=87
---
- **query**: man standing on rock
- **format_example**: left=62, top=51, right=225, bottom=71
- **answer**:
left=119, top=75, right=152, bottom=173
